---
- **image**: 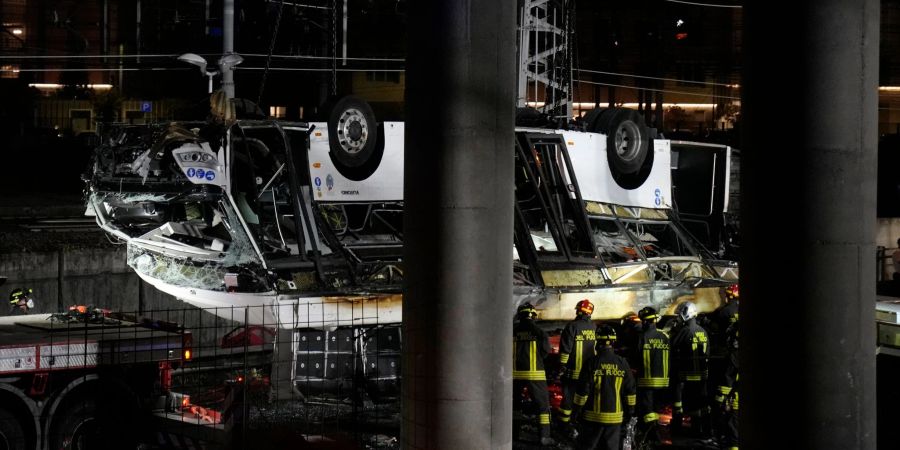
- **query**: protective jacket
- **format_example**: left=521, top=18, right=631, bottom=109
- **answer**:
left=574, top=347, right=636, bottom=424
left=670, top=319, right=710, bottom=382
left=514, top=318, right=550, bottom=380
left=559, top=314, right=596, bottom=380
left=635, top=323, right=670, bottom=388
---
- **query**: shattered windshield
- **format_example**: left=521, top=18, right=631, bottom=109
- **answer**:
left=128, top=200, right=266, bottom=291
left=591, top=217, right=700, bottom=264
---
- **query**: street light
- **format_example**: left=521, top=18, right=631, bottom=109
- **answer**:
left=177, top=52, right=243, bottom=95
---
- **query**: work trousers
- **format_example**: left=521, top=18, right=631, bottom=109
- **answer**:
left=557, top=376, right=578, bottom=423
left=673, top=380, right=708, bottom=416
left=673, top=380, right=710, bottom=436
left=513, top=379, right=551, bottom=439
left=722, top=409, right=738, bottom=449
left=577, top=421, right=621, bottom=450
left=637, top=387, right=663, bottom=425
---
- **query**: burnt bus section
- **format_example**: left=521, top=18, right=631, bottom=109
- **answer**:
left=85, top=120, right=405, bottom=298
left=512, top=133, right=731, bottom=289
left=86, top=119, right=405, bottom=403
left=87, top=122, right=273, bottom=293
left=513, top=132, right=604, bottom=286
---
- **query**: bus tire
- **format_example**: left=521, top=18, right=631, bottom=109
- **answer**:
left=605, top=109, right=650, bottom=175
left=328, top=96, right=379, bottom=169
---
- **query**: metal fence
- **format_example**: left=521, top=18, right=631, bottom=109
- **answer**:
left=0, top=303, right=401, bottom=450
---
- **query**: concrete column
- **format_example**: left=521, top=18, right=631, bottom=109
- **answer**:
left=402, top=0, right=517, bottom=448
left=742, top=2, right=878, bottom=449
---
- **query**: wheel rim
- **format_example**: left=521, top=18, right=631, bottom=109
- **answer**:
left=614, top=120, right=643, bottom=162
left=65, top=418, right=99, bottom=450
left=0, top=430, right=10, bottom=450
left=336, top=108, right=369, bottom=154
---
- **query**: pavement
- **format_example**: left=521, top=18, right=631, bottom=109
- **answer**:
left=513, top=412, right=727, bottom=450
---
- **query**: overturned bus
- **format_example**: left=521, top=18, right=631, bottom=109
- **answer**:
left=84, top=97, right=736, bottom=343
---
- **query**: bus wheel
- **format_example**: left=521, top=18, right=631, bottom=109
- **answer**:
left=328, top=95, right=379, bottom=169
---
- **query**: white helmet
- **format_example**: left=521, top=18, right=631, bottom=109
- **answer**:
left=675, top=302, right=698, bottom=322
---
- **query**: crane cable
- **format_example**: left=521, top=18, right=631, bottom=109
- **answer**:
left=257, top=0, right=285, bottom=106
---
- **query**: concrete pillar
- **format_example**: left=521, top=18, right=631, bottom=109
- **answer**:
left=402, top=0, right=517, bottom=448
left=742, top=2, right=878, bottom=448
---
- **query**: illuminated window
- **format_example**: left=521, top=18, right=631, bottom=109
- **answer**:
left=0, top=64, right=19, bottom=79
left=269, top=106, right=286, bottom=118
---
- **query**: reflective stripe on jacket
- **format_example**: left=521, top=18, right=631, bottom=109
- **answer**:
left=514, top=319, right=550, bottom=381
left=559, top=315, right=596, bottom=380
left=636, top=325, right=670, bottom=388
left=574, top=347, right=636, bottom=424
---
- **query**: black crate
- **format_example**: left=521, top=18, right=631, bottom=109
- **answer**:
left=363, top=326, right=401, bottom=353
left=295, top=352, right=326, bottom=379
left=325, top=352, right=357, bottom=379
left=296, top=330, right=326, bottom=352
left=330, top=328, right=356, bottom=353
left=364, top=352, right=400, bottom=379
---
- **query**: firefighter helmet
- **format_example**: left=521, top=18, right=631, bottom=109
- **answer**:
left=575, top=299, right=594, bottom=316
left=9, top=288, right=34, bottom=310
left=725, top=284, right=739, bottom=301
left=638, top=306, right=659, bottom=322
left=517, top=302, right=537, bottom=319
left=9, top=287, right=31, bottom=305
left=675, top=301, right=698, bottom=322
left=623, top=311, right=641, bottom=325
left=595, top=324, right=617, bottom=346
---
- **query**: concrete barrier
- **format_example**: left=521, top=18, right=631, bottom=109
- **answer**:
left=0, top=246, right=237, bottom=347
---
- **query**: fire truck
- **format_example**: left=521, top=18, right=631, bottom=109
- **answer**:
left=0, top=277, right=232, bottom=450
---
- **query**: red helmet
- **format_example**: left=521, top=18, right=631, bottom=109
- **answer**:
left=725, top=284, right=739, bottom=300
left=576, top=299, right=594, bottom=316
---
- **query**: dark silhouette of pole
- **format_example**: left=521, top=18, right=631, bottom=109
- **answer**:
left=402, top=0, right=516, bottom=448
left=742, top=2, right=878, bottom=448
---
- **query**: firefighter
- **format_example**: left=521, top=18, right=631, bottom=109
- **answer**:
left=8, top=288, right=34, bottom=315
left=513, top=302, right=554, bottom=446
left=669, top=301, right=711, bottom=437
left=710, top=284, right=739, bottom=429
left=571, top=325, right=636, bottom=450
left=717, top=284, right=739, bottom=332
left=556, top=299, right=597, bottom=428
left=715, top=321, right=740, bottom=450
left=631, top=306, right=670, bottom=440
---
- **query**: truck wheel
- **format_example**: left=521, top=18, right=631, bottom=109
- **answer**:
left=328, top=96, right=378, bottom=169
left=52, top=399, right=101, bottom=450
left=605, top=109, right=650, bottom=175
left=51, top=398, right=136, bottom=450
left=0, top=408, right=25, bottom=450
